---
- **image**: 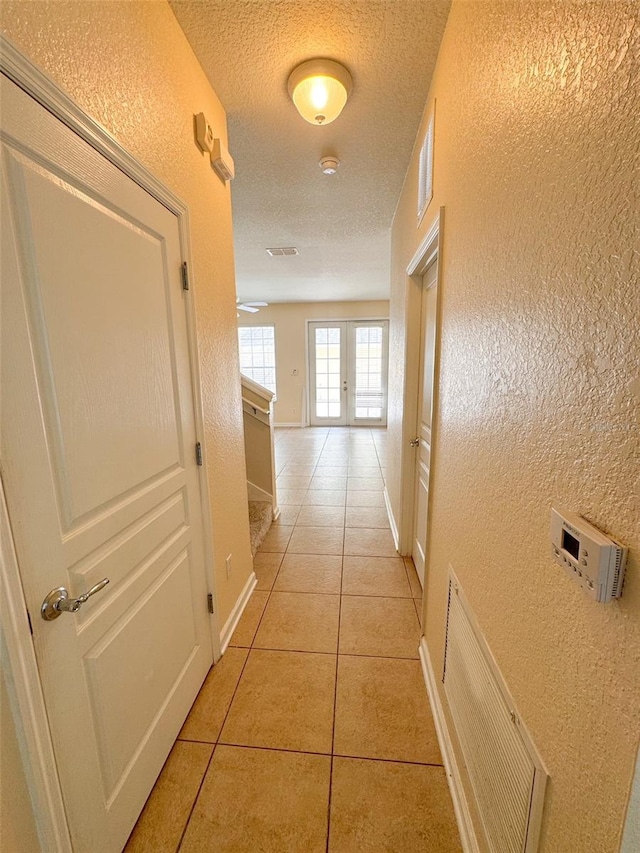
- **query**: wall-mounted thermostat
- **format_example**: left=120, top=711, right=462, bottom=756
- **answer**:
left=550, top=507, right=628, bottom=602
left=195, top=112, right=215, bottom=154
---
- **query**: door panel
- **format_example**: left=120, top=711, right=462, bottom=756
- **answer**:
left=349, top=321, right=388, bottom=425
left=412, top=261, right=438, bottom=588
left=309, top=323, right=347, bottom=425
left=309, top=320, right=388, bottom=427
left=7, top=149, right=183, bottom=525
left=1, top=74, right=212, bottom=852
left=86, top=552, right=197, bottom=797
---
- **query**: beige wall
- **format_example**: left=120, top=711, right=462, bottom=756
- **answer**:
left=238, top=301, right=389, bottom=424
left=1, top=2, right=254, bottom=843
left=388, top=2, right=639, bottom=852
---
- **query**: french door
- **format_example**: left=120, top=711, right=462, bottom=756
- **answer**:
left=308, top=320, right=389, bottom=426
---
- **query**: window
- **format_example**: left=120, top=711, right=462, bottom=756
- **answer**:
left=238, top=325, right=277, bottom=394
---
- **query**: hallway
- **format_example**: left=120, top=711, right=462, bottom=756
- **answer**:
left=125, top=427, right=462, bottom=851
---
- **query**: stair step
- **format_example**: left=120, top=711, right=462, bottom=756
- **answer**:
left=248, top=500, right=272, bottom=556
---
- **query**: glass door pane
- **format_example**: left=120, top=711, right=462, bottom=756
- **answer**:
left=354, top=326, right=383, bottom=419
left=308, top=322, right=347, bottom=425
left=348, top=321, right=388, bottom=426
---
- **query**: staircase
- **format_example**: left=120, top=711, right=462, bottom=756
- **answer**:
left=241, top=374, right=278, bottom=555
left=248, top=500, right=273, bottom=556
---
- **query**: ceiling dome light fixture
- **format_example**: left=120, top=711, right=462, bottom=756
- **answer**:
left=287, top=59, right=353, bottom=126
left=319, top=156, right=340, bottom=174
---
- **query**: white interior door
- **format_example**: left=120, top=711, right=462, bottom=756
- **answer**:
left=411, top=260, right=439, bottom=588
left=308, top=321, right=388, bottom=427
left=1, top=74, right=213, bottom=852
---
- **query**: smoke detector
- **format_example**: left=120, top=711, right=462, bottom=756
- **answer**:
left=319, top=156, right=340, bottom=175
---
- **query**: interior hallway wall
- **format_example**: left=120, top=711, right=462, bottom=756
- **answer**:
left=238, top=300, right=389, bottom=425
left=387, top=2, right=639, bottom=851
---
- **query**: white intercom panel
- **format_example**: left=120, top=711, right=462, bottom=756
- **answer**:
left=550, top=507, right=628, bottom=602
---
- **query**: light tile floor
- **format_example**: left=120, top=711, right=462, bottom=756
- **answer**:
left=125, top=427, right=462, bottom=852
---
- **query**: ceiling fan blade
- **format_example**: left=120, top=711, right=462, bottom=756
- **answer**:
left=238, top=304, right=259, bottom=313
left=243, top=301, right=268, bottom=307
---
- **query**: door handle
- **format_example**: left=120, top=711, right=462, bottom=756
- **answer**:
left=409, top=437, right=420, bottom=447
left=342, top=380, right=347, bottom=391
left=41, top=578, right=110, bottom=621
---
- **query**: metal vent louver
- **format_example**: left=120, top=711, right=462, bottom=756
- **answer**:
left=265, top=247, right=298, bottom=256
left=443, top=574, right=547, bottom=853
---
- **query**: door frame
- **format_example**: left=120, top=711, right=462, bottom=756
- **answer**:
left=398, top=208, right=444, bottom=563
left=0, top=35, right=221, bottom=850
left=305, top=316, right=389, bottom=427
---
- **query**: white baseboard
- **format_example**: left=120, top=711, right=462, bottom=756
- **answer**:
left=383, top=486, right=400, bottom=552
left=419, top=637, right=480, bottom=853
left=247, top=480, right=273, bottom=503
left=219, top=572, right=257, bottom=654
left=273, top=422, right=303, bottom=428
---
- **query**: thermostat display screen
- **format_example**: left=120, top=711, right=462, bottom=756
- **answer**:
left=562, top=528, right=580, bottom=560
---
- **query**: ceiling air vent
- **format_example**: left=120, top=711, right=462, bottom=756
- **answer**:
left=266, top=247, right=298, bottom=256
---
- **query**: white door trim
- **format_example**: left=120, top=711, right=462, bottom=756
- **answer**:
left=398, top=207, right=444, bottom=555
left=0, top=35, right=221, bottom=848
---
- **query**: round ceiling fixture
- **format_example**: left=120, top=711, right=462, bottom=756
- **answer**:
left=319, top=156, right=340, bottom=175
left=287, top=59, right=353, bottom=126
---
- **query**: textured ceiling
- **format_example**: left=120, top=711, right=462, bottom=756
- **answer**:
left=170, top=0, right=451, bottom=302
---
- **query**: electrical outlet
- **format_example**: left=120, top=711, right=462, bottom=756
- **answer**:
left=225, top=554, right=232, bottom=578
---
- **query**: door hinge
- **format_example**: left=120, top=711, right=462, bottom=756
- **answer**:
left=181, top=261, right=190, bottom=291
left=26, top=609, right=33, bottom=635
left=195, top=441, right=203, bottom=466
left=207, top=593, right=214, bottom=614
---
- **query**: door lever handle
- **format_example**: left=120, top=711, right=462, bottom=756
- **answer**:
left=41, top=578, right=110, bottom=621
left=409, top=437, right=420, bottom=447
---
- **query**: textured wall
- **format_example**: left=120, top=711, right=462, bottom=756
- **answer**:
left=1, top=1, right=253, bottom=645
left=238, top=301, right=389, bottom=424
left=621, top=746, right=640, bottom=851
left=388, top=2, right=640, bottom=851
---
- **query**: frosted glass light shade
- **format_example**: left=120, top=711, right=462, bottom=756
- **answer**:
left=288, top=59, right=353, bottom=126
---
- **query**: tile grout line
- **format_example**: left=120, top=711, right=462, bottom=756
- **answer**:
left=174, top=742, right=217, bottom=852
left=228, top=645, right=419, bottom=662
left=249, top=587, right=415, bottom=601
left=325, top=439, right=350, bottom=853
left=176, top=737, right=444, bottom=770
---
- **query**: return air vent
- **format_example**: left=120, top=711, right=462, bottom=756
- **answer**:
left=265, top=247, right=298, bottom=256
left=443, top=573, right=547, bottom=853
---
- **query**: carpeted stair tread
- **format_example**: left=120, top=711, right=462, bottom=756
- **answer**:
left=249, top=500, right=272, bottom=556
